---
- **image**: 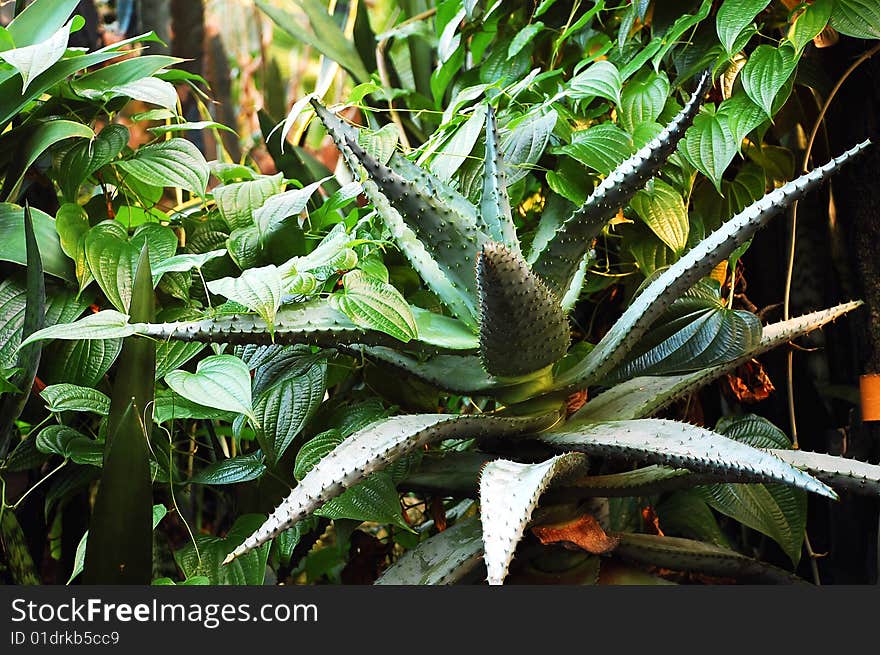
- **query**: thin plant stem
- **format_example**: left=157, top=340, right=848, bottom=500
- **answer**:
left=783, top=41, right=880, bottom=449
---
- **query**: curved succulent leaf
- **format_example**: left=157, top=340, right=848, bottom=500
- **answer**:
left=768, top=449, right=880, bottom=496
left=538, top=418, right=835, bottom=498
left=531, top=71, right=711, bottom=296
left=480, top=453, right=587, bottom=584
left=479, top=106, right=519, bottom=253
left=570, top=301, right=863, bottom=419
left=549, top=465, right=707, bottom=498
left=342, top=135, right=486, bottom=308
left=556, top=142, right=870, bottom=389
left=613, top=533, right=806, bottom=584
left=477, top=242, right=569, bottom=377
left=130, top=300, right=477, bottom=353
left=310, top=100, right=483, bottom=326
left=223, top=410, right=561, bottom=564
left=375, top=516, right=485, bottom=585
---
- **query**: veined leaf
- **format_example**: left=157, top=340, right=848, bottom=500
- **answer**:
left=107, top=77, right=177, bottom=110
left=788, top=0, right=833, bottom=53
left=681, top=110, right=738, bottom=192
left=20, top=310, right=135, bottom=347
left=603, top=290, right=762, bottom=384
left=35, top=425, right=103, bottom=467
left=619, top=70, right=670, bottom=133
left=207, top=266, right=284, bottom=336
left=213, top=173, right=284, bottom=231
left=165, top=354, right=256, bottom=424
left=42, top=337, right=121, bottom=387
left=830, top=0, right=880, bottom=39
left=572, top=302, right=864, bottom=422
left=175, top=514, right=269, bottom=585
left=0, top=20, right=70, bottom=92
left=696, top=415, right=806, bottom=565
left=718, top=94, right=767, bottom=148
left=223, top=410, right=560, bottom=563
left=254, top=360, right=326, bottom=463
left=254, top=179, right=326, bottom=235
left=155, top=342, right=205, bottom=380
left=569, top=60, right=621, bottom=105
left=84, top=227, right=139, bottom=312
left=741, top=44, right=798, bottom=118
left=55, top=203, right=92, bottom=291
left=117, top=138, right=209, bottom=196
left=191, top=452, right=266, bottom=485
left=151, top=249, right=226, bottom=276
left=630, top=178, right=689, bottom=254
left=556, top=124, right=634, bottom=176
left=335, top=270, right=418, bottom=343
left=716, top=0, right=771, bottom=55
left=41, top=383, right=110, bottom=415
left=480, top=453, right=587, bottom=584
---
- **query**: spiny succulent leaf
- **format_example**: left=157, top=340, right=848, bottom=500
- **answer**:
left=223, top=411, right=560, bottom=563
left=539, top=418, right=835, bottom=498
left=310, top=100, right=482, bottom=326
left=131, top=300, right=476, bottom=353
left=531, top=70, right=711, bottom=296
left=558, top=142, right=870, bottom=388
left=375, top=516, right=485, bottom=585
left=343, top=135, right=486, bottom=307
left=613, top=532, right=805, bottom=584
left=570, top=302, right=863, bottom=419
left=477, top=242, right=569, bottom=377
left=551, top=465, right=703, bottom=498
left=768, top=449, right=880, bottom=496
left=480, top=453, right=587, bottom=584
left=480, top=105, right=519, bottom=253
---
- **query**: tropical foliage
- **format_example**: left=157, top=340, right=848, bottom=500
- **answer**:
left=2, top=0, right=879, bottom=586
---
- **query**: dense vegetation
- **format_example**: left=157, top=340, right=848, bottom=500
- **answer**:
left=1, top=0, right=880, bottom=586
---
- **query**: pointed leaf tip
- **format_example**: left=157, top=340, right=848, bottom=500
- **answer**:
left=477, top=242, right=569, bottom=378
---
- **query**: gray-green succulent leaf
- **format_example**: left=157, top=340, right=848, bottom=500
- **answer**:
left=553, top=141, right=870, bottom=391
left=480, top=453, right=588, bottom=584
left=222, top=409, right=561, bottom=564
left=476, top=241, right=570, bottom=378
left=538, top=418, right=836, bottom=498
left=375, top=516, right=485, bottom=585
left=530, top=70, right=712, bottom=297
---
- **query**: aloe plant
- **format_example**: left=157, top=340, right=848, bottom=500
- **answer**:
left=24, top=72, right=878, bottom=585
